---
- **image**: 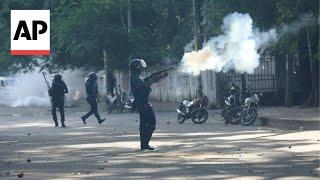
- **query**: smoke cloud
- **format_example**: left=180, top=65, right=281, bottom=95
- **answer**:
left=180, top=12, right=278, bottom=75
left=0, top=69, right=99, bottom=107
left=180, top=12, right=316, bottom=76
left=281, top=12, right=316, bottom=35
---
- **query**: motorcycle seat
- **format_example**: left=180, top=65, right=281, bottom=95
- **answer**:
left=182, top=100, right=193, bottom=107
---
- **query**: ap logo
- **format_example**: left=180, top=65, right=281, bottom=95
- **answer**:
left=11, top=10, right=50, bottom=56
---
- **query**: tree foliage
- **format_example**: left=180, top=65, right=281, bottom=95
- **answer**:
left=0, top=0, right=318, bottom=74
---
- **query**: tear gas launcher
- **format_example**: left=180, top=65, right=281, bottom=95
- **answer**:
left=144, top=66, right=175, bottom=86
left=42, top=72, right=51, bottom=97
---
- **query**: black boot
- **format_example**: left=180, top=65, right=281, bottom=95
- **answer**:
left=145, top=130, right=155, bottom=150
left=140, top=131, right=154, bottom=150
left=61, top=121, right=66, bottom=128
left=81, top=117, right=87, bottom=125
left=98, top=118, right=106, bottom=124
left=141, top=145, right=155, bottom=150
left=140, top=131, right=147, bottom=150
left=54, top=121, right=58, bottom=127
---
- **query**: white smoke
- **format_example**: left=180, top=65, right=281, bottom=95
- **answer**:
left=0, top=69, right=89, bottom=107
left=180, top=12, right=316, bottom=76
left=281, top=13, right=316, bottom=35
left=180, top=12, right=278, bottom=75
left=184, top=39, right=195, bottom=52
left=8, top=71, right=50, bottom=107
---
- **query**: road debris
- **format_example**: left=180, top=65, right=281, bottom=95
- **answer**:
left=17, top=172, right=24, bottom=178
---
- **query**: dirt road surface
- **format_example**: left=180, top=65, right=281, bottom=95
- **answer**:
left=0, top=104, right=319, bottom=179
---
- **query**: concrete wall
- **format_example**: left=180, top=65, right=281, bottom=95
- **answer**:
left=113, top=69, right=219, bottom=107
left=200, top=70, right=219, bottom=107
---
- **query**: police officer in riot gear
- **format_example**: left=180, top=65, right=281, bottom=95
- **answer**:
left=49, top=73, right=68, bottom=127
left=81, top=72, right=106, bottom=125
left=130, top=59, right=157, bottom=150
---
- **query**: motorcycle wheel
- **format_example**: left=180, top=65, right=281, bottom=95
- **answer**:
left=222, top=109, right=231, bottom=125
left=240, top=108, right=257, bottom=126
left=191, top=108, right=208, bottom=124
left=177, top=114, right=186, bottom=124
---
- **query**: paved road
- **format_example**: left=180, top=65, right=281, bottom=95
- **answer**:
left=0, top=105, right=319, bottom=179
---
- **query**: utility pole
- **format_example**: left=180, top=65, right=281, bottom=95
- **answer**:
left=241, top=74, right=246, bottom=101
left=128, top=0, right=132, bottom=94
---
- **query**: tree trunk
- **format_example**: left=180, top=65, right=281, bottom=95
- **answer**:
left=303, top=27, right=316, bottom=106
left=127, top=0, right=132, bottom=33
left=285, top=54, right=294, bottom=106
left=193, top=0, right=202, bottom=98
left=103, top=49, right=109, bottom=95
left=192, top=0, right=200, bottom=51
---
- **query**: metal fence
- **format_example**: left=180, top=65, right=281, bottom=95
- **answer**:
left=218, top=53, right=277, bottom=104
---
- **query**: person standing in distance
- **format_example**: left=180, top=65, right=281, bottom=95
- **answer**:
left=49, top=73, right=68, bottom=127
left=81, top=72, right=106, bottom=125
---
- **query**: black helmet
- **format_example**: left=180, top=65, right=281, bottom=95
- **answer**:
left=88, top=72, right=98, bottom=80
left=53, top=73, right=62, bottom=79
left=129, top=59, right=147, bottom=74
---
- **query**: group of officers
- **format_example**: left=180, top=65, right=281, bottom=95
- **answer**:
left=49, top=59, right=157, bottom=150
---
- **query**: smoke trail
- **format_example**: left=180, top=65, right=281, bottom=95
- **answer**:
left=179, top=12, right=278, bottom=75
left=281, top=12, right=316, bottom=35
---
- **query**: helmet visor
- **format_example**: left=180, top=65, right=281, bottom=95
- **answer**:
left=140, top=59, right=147, bottom=68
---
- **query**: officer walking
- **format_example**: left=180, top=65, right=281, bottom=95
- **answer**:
left=129, top=59, right=158, bottom=150
left=81, top=72, right=106, bottom=125
left=49, top=73, right=68, bottom=127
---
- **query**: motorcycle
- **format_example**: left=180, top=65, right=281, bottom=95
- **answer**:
left=176, top=95, right=209, bottom=124
left=222, top=91, right=260, bottom=126
left=124, top=96, right=135, bottom=113
left=222, top=94, right=241, bottom=125
left=240, top=93, right=259, bottom=126
left=106, top=85, right=127, bottom=113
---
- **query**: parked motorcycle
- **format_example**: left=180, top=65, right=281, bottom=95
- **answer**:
left=222, top=94, right=241, bottom=125
left=240, top=93, right=259, bottom=126
left=124, top=96, right=135, bottom=113
left=176, top=95, right=209, bottom=124
left=106, top=85, right=127, bottom=113
left=222, top=91, right=260, bottom=126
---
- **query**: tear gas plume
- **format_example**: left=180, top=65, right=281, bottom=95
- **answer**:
left=180, top=12, right=277, bottom=75
left=0, top=69, right=94, bottom=107
left=180, top=12, right=314, bottom=75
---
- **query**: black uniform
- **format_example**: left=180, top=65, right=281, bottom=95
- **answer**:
left=49, top=77, right=68, bottom=127
left=81, top=77, right=105, bottom=124
left=131, top=73, right=156, bottom=150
